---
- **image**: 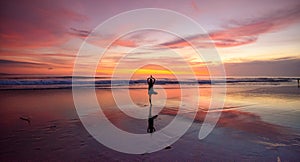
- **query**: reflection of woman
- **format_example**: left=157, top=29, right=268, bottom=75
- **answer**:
left=147, top=75, right=157, bottom=104
left=147, top=104, right=158, bottom=133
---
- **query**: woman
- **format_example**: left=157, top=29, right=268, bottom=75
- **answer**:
left=147, top=75, right=157, bottom=104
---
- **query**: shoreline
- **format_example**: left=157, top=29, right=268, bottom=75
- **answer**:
left=0, top=85, right=299, bottom=161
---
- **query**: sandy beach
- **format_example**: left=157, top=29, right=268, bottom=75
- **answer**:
left=1, top=0, right=300, bottom=161
left=0, top=84, right=299, bottom=161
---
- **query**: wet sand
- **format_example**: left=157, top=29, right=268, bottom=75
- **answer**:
left=0, top=86, right=299, bottom=161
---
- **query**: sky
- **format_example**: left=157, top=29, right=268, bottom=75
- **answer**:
left=0, top=0, right=300, bottom=78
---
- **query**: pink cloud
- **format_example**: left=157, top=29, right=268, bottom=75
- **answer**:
left=0, top=1, right=87, bottom=49
left=158, top=4, right=300, bottom=48
left=84, top=33, right=140, bottom=48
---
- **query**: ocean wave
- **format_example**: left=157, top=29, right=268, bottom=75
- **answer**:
left=0, top=77, right=294, bottom=86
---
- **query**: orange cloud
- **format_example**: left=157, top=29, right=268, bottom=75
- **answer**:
left=96, top=59, right=210, bottom=79
left=0, top=56, right=74, bottom=75
left=111, top=39, right=138, bottom=48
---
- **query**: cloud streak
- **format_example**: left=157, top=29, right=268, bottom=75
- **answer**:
left=69, top=28, right=91, bottom=38
left=0, top=58, right=74, bottom=75
left=0, top=59, right=45, bottom=66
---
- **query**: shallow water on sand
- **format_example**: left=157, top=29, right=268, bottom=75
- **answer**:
left=0, top=85, right=299, bottom=161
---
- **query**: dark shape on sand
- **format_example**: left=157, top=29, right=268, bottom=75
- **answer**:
left=147, top=114, right=158, bottom=133
left=147, top=103, right=158, bottom=133
left=19, top=116, right=31, bottom=125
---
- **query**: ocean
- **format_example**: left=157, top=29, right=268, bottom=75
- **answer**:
left=0, top=75, right=299, bottom=161
left=0, top=75, right=298, bottom=90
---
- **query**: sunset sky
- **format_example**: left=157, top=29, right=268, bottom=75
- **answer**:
left=0, top=0, right=300, bottom=77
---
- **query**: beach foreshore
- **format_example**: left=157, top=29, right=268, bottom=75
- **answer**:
left=0, top=85, right=299, bottom=161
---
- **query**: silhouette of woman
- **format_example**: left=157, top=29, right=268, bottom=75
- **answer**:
left=147, top=104, right=158, bottom=133
left=147, top=75, right=158, bottom=133
left=147, top=75, right=157, bottom=104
